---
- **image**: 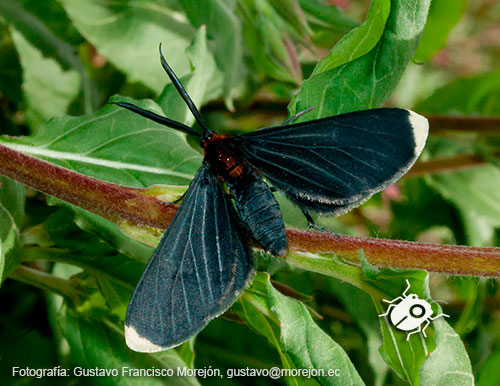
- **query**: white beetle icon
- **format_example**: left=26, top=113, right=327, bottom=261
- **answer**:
left=378, top=279, right=449, bottom=341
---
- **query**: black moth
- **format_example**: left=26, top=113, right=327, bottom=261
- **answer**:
left=114, top=47, right=428, bottom=352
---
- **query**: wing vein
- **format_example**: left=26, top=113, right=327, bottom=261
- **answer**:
left=200, top=183, right=215, bottom=303
left=250, top=139, right=384, bottom=172
left=243, top=144, right=358, bottom=194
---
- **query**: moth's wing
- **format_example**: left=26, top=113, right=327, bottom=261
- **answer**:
left=237, top=108, right=428, bottom=214
left=125, top=164, right=253, bottom=352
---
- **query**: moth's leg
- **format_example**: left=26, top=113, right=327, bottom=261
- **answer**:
left=281, top=106, right=314, bottom=126
left=270, top=188, right=329, bottom=233
left=172, top=195, right=184, bottom=204
left=301, top=209, right=330, bottom=233
left=160, top=194, right=185, bottom=206
left=302, top=209, right=317, bottom=228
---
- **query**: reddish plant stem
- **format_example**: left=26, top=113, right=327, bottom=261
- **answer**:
left=426, top=115, right=500, bottom=135
left=407, top=151, right=500, bottom=177
left=286, top=229, right=500, bottom=277
left=1, top=143, right=499, bottom=277
left=0, top=143, right=177, bottom=228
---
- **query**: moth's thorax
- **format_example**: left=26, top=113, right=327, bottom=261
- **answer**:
left=203, top=134, right=248, bottom=182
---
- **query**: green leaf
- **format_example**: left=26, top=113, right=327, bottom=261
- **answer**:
left=63, top=206, right=153, bottom=262
left=477, top=343, right=500, bottom=386
left=426, top=166, right=500, bottom=230
left=359, top=250, right=380, bottom=280
left=366, top=266, right=473, bottom=386
left=0, top=0, right=94, bottom=113
left=419, top=318, right=474, bottom=385
left=232, top=275, right=309, bottom=386
left=0, top=0, right=82, bottom=70
left=298, top=0, right=357, bottom=30
left=416, top=71, right=500, bottom=115
left=313, top=0, right=390, bottom=73
left=284, top=250, right=373, bottom=296
left=233, top=274, right=290, bottom=362
left=0, top=27, right=22, bottom=103
left=289, top=0, right=431, bottom=118
left=284, top=250, right=472, bottom=385
left=22, top=210, right=146, bottom=288
left=257, top=7, right=302, bottom=83
left=417, top=71, right=500, bottom=242
left=451, top=278, right=487, bottom=336
left=0, top=176, right=25, bottom=285
left=0, top=278, right=61, bottom=374
left=94, top=275, right=130, bottom=319
left=10, top=28, right=80, bottom=130
left=53, top=303, right=200, bottom=386
left=23, top=209, right=150, bottom=333
left=356, top=261, right=438, bottom=384
left=158, top=26, right=223, bottom=125
left=268, top=0, right=312, bottom=40
left=0, top=98, right=201, bottom=187
left=59, top=0, right=195, bottom=94
left=371, top=272, right=432, bottom=384
left=414, top=0, right=467, bottom=62
left=389, top=177, right=461, bottom=242
left=325, top=278, right=388, bottom=386
left=45, top=210, right=148, bottom=276
left=176, top=339, right=196, bottom=369
left=17, top=0, right=83, bottom=46
left=235, top=273, right=364, bottom=386
left=239, top=0, right=302, bottom=84
left=0, top=97, right=196, bottom=250
left=298, top=0, right=358, bottom=48
left=178, top=0, right=244, bottom=107
left=24, top=209, right=144, bottom=319
left=461, top=211, right=496, bottom=247
left=266, top=279, right=365, bottom=385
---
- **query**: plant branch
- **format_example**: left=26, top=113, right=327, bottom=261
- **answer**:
left=0, top=143, right=499, bottom=277
left=8, top=264, right=84, bottom=300
left=286, top=229, right=500, bottom=278
left=407, top=151, right=500, bottom=177
left=426, top=115, right=500, bottom=135
left=0, top=143, right=177, bottom=228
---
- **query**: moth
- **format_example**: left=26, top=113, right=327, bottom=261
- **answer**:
left=114, top=47, right=428, bottom=352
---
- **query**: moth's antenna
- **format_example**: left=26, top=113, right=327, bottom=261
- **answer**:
left=159, top=44, right=210, bottom=137
left=110, top=102, right=201, bottom=137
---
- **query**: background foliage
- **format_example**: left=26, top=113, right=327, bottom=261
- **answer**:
left=0, top=0, right=499, bottom=385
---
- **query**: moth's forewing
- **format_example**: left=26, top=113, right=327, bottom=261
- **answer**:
left=237, top=108, right=428, bottom=214
left=125, top=164, right=253, bottom=352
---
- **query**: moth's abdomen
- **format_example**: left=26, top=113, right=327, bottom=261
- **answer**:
left=232, top=175, right=287, bottom=256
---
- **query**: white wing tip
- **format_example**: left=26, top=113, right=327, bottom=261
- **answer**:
left=125, top=325, right=166, bottom=353
left=406, top=109, right=429, bottom=156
